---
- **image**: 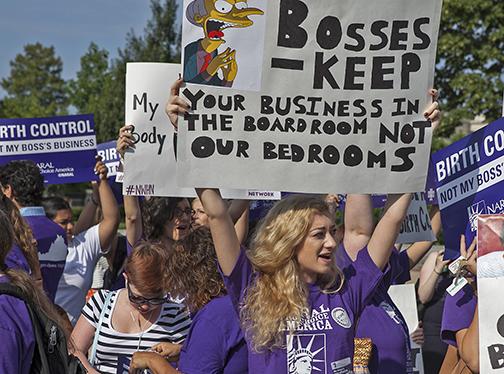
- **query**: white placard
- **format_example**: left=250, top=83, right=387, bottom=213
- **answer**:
left=123, top=62, right=280, bottom=200
left=178, top=0, right=442, bottom=194
left=388, top=284, right=424, bottom=374
left=478, top=214, right=504, bottom=372
left=397, top=192, right=435, bottom=243
left=479, top=277, right=504, bottom=372
left=124, top=62, right=194, bottom=197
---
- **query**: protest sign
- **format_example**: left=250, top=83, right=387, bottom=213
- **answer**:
left=431, top=118, right=504, bottom=259
left=388, top=284, right=424, bottom=374
left=424, top=160, right=438, bottom=205
left=178, top=0, right=442, bottom=194
left=97, top=141, right=123, bottom=204
left=124, top=62, right=280, bottom=200
left=397, top=192, right=435, bottom=243
left=0, top=114, right=97, bottom=184
left=478, top=215, right=504, bottom=372
left=124, top=62, right=194, bottom=197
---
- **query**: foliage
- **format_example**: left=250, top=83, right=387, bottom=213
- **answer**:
left=94, top=0, right=181, bottom=142
left=67, top=43, right=112, bottom=142
left=434, top=0, right=504, bottom=137
left=1, top=43, right=68, bottom=118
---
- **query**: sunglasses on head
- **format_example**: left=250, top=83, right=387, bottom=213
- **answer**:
left=126, top=282, right=168, bottom=306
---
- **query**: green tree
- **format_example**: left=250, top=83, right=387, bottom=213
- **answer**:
left=95, top=0, right=180, bottom=141
left=435, top=0, right=504, bottom=137
left=68, top=42, right=112, bottom=142
left=1, top=43, right=68, bottom=118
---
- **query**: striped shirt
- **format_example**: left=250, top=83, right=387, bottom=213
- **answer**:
left=81, top=289, right=191, bottom=373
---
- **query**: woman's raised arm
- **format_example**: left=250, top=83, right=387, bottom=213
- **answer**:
left=196, top=188, right=241, bottom=275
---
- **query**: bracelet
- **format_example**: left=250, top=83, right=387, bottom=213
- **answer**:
left=434, top=269, right=442, bottom=275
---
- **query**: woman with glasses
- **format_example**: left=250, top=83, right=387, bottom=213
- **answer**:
left=129, top=227, right=248, bottom=374
left=71, top=242, right=192, bottom=374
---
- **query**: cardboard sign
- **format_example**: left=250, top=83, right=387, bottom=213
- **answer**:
left=178, top=0, right=442, bottom=194
left=397, top=192, right=435, bottom=243
left=388, top=284, right=425, bottom=374
left=124, top=62, right=194, bottom=197
left=0, top=114, right=97, bottom=184
left=477, top=215, right=504, bottom=372
left=431, top=118, right=504, bottom=259
left=124, top=62, right=280, bottom=200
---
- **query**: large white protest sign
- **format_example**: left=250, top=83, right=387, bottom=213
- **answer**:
left=388, top=284, right=424, bottom=374
left=397, top=192, right=435, bottom=244
left=178, top=0, right=442, bottom=194
left=478, top=215, right=504, bottom=372
left=124, top=63, right=279, bottom=200
left=124, top=63, right=195, bottom=197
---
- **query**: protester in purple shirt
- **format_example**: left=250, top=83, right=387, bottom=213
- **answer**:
left=440, top=235, right=479, bottom=373
left=0, top=208, right=70, bottom=373
left=336, top=201, right=441, bottom=373
left=441, top=283, right=477, bottom=347
left=0, top=160, right=68, bottom=301
left=195, top=190, right=414, bottom=374
left=0, top=193, right=41, bottom=280
left=130, top=227, right=247, bottom=374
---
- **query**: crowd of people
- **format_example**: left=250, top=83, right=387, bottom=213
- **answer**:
left=0, top=80, right=482, bottom=374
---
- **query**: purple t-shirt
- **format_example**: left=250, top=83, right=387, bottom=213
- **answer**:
left=223, top=245, right=383, bottom=374
left=178, top=295, right=247, bottom=374
left=21, top=207, right=68, bottom=302
left=0, top=276, right=35, bottom=374
left=441, top=284, right=477, bottom=347
left=5, top=244, right=31, bottom=274
left=337, top=247, right=413, bottom=373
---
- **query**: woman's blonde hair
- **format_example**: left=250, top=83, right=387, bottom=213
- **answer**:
left=241, top=195, right=344, bottom=351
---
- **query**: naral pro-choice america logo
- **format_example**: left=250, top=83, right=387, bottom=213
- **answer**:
left=467, top=200, right=486, bottom=232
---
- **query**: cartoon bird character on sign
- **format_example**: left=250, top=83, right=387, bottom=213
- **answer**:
left=184, top=0, right=263, bottom=87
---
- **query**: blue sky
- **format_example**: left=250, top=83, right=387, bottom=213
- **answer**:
left=0, top=0, right=182, bottom=97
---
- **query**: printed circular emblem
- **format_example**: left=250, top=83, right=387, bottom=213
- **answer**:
left=331, top=307, right=352, bottom=329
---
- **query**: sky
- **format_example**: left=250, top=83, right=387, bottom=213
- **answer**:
left=0, top=0, right=182, bottom=97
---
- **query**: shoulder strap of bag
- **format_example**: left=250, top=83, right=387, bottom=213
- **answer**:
left=89, top=290, right=114, bottom=365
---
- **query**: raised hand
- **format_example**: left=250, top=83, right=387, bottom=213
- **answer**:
left=165, top=78, right=190, bottom=130
left=424, top=88, right=441, bottom=131
left=94, top=157, right=108, bottom=181
left=116, top=125, right=135, bottom=158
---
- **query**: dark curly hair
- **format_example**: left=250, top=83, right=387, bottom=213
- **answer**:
left=141, top=197, right=186, bottom=241
left=42, top=196, right=71, bottom=220
left=166, top=227, right=226, bottom=313
left=0, top=160, right=44, bottom=207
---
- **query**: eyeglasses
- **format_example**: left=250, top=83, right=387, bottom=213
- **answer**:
left=127, top=283, right=168, bottom=305
left=174, top=207, right=192, bottom=218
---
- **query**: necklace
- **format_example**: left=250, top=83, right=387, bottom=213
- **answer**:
left=129, top=306, right=156, bottom=351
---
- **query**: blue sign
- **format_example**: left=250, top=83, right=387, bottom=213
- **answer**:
left=424, top=159, right=439, bottom=205
left=0, top=114, right=97, bottom=184
left=96, top=140, right=123, bottom=205
left=432, top=118, right=504, bottom=259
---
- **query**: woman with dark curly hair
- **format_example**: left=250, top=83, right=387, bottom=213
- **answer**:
left=0, top=210, right=73, bottom=373
left=0, top=193, right=43, bottom=287
left=129, top=227, right=247, bottom=374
